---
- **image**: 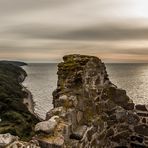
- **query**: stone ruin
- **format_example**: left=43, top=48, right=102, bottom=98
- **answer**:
left=6, top=54, right=148, bottom=148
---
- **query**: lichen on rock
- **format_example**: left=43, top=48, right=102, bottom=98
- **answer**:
left=36, top=54, right=148, bottom=148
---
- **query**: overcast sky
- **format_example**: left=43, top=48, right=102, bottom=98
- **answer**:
left=0, top=0, right=148, bottom=62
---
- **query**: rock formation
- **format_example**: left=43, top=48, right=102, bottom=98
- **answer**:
left=0, top=133, right=18, bottom=147
left=36, top=54, right=148, bottom=148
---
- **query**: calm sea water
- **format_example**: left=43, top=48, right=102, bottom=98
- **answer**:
left=23, top=63, right=148, bottom=119
left=23, top=64, right=58, bottom=119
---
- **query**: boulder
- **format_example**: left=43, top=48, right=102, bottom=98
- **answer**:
left=0, top=133, right=18, bottom=147
left=46, top=107, right=64, bottom=120
left=35, top=116, right=59, bottom=134
left=70, top=126, right=87, bottom=140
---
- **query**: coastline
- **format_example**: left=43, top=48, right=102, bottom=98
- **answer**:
left=22, top=87, right=35, bottom=114
left=22, top=83, right=43, bottom=121
left=21, top=66, right=43, bottom=121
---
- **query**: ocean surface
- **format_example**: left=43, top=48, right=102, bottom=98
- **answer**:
left=23, top=63, right=148, bottom=119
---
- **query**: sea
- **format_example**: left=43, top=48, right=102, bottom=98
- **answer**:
left=23, top=63, right=148, bottom=119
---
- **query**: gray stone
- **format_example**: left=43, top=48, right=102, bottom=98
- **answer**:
left=135, top=104, right=147, bottom=111
left=35, top=116, right=59, bottom=134
left=116, top=108, right=126, bottom=121
left=76, top=111, right=83, bottom=123
left=70, top=126, right=87, bottom=140
left=35, top=55, right=148, bottom=148
left=46, top=107, right=64, bottom=120
left=0, top=133, right=18, bottom=147
left=59, top=95, right=68, bottom=101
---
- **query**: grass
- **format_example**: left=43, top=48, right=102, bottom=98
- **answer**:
left=0, top=62, right=39, bottom=140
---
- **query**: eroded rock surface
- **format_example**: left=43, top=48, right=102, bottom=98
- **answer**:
left=36, top=54, right=148, bottom=148
left=35, top=116, right=59, bottom=134
left=5, top=139, right=40, bottom=148
left=0, top=133, right=18, bottom=147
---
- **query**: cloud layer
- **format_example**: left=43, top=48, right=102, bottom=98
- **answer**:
left=0, top=0, right=148, bottom=62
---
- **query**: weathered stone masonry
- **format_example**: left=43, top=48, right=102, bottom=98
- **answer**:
left=35, top=54, right=148, bottom=148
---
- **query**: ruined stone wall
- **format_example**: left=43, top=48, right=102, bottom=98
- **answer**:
left=35, top=54, right=148, bottom=148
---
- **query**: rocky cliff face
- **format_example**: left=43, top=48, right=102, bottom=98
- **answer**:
left=0, top=62, right=39, bottom=145
left=36, top=54, right=148, bottom=148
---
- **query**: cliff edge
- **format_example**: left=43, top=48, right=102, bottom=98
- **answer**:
left=0, top=62, right=39, bottom=145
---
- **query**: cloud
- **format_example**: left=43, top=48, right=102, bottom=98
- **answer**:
left=116, top=48, right=148, bottom=55
left=4, top=23, right=148, bottom=41
left=62, top=25, right=148, bottom=41
left=0, top=0, right=148, bottom=62
left=0, top=0, right=75, bottom=16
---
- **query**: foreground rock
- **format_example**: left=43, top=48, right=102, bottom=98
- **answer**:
left=35, top=116, right=59, bottom=134
left=36, top=54, right=148, bottom=148
left=0, top=133, right=18, bottom=147
left=5, top=140, right=40, bottom=148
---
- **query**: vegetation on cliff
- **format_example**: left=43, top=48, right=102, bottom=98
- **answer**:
left=0, top=60, right=27, bottom=66
left=0, top=62, right=39, bottom=140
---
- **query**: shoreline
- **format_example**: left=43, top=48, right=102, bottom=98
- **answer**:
left=20, top=72, right=43, bottom=121
left=20, top=67, right=43, bottom=121
left=0, top=62, right=40, bottom=145
left=22, top=86, right=43, bottom=121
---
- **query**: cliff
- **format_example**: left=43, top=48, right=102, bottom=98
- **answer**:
left=35, top=54, right=148, bottom=148
left=0, top=62, right=39, bottom=142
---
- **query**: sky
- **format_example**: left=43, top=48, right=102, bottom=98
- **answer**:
left=0, top=0, right=148, bottom=63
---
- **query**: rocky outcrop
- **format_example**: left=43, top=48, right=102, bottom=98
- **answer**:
left=35, top=116, right=59, bottom=134
left=36, top=54, right=148, bottom=148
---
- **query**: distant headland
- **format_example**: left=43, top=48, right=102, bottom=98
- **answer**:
left=0, top=60, right=27, bottom=66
